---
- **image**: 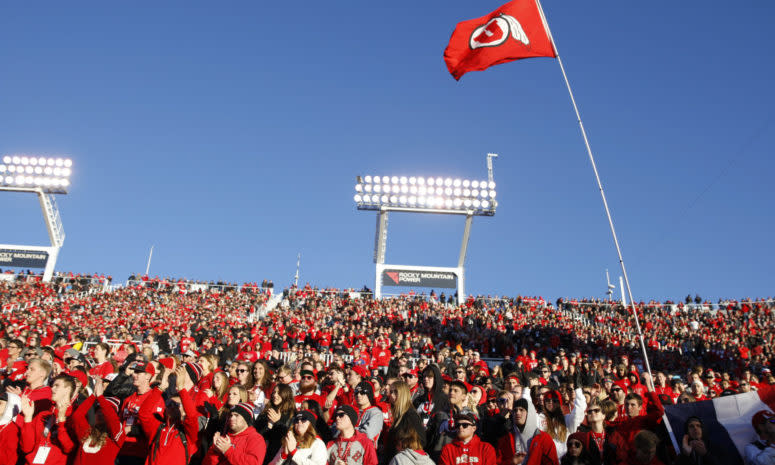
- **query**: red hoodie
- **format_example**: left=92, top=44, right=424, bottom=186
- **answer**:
left=19, top=407, right=75, bottom=465
left=139, top=388, right=200, bottom=465
left=440, top=435, right=497, bottom=465
left=71, top=396, right=125, bottom=465
left=0, top=418, right=20, bottom=465
left=203, top=426, right=266, bottom=465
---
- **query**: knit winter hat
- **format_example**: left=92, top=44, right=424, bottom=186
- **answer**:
left=354, top=381, right=375, bottom=405
left=231, top=402, right=254, bottom=426
left=567, top=431, right=588, bottom=450
left=514, top=398, right=529, bottom=411
left=185, top=362, right=204, bottom=383
left=294, top=409, right=317, bottom=424
left=335, top=404, right=358, bottom=426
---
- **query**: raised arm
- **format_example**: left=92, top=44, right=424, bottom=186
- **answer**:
left=70, top=394, right=97, bottom=442
left=96, top=396, right=124, bottom=443
left=564, top=387, right=587, bottom=434
left=137, top=388, right=164, bottom=440
left=179, top=388, right=200, bottom=441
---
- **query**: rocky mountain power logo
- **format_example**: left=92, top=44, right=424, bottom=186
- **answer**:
left=386, top=271, right=400, bottom=285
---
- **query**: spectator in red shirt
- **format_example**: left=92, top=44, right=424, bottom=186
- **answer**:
left=203, top=402, right=267, bottom=465
left=19, top=374, right=77, bottom=465
left=88, top=343, right=114, bottom=379
left=439, top=411, right=496, bottom=465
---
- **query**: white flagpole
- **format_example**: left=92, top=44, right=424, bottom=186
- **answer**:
left=533, top=0, right=654, bottom=384
left=294, top=253, right=301, bottom=287
left=145, top=245, right=154, bottom=276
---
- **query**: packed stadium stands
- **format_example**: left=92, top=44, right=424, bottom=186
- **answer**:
left=0, top=270, right=772, bottom=464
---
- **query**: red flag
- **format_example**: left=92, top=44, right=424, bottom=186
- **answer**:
left=444, top=0, right=556, bottom=80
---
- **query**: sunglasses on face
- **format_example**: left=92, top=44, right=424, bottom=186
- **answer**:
left=335, top=412, right=347, bottom=418
left=611, top=388, right=622, bottom=392
left=293, top=418, right=309, bottom=424
left=456, top=423, right=473, bottom=429
left=236, top=369, right=248, bottom=373
left=497, top=398, right=510, bottom=405
left=586, top=408, right=601, bottom=415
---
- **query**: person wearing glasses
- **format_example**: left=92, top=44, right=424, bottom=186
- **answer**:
left=561, top=431, right=593, bottom=465
left=575, top=398, right=620, bottom=464
left=539, top=386, right=587, bottom=459
left=326, top=405, right=377, bottom=465
left=401, top=369, right=421, bottom=403
left=438, top=411, right=495, bottom=465
left=0, top=339, right=24, bottom=372
left=352, top=381, right=384, bottom=443
left=295, top=369, right=324, bottom=411
left=454, top=367, right=472, bottom=392
left=268, top=410, right=326, bottom=465
left=608, top=382, right=628, bottom=421
left=479, top=391, right=512, bottom=448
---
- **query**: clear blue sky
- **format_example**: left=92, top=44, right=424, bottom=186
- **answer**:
left=1, top=1, right=773, bottom=302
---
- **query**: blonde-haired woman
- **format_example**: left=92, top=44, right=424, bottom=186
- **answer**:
left=268, top=410, right=326, bottom=465
left=210, top=371, right=230, bottom=408
left=197, top=354, right=219, bottom=391
left=382, top=381, right=425, bottom=464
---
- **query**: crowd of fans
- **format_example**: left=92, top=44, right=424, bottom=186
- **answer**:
left=0, top=274, right=773, bottom=465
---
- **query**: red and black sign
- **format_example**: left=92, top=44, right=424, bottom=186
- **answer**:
left=382, top=269, right=457, bottom=288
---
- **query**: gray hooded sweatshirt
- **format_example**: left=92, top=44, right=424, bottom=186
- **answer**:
left=388, top=449, right=436, bottom=465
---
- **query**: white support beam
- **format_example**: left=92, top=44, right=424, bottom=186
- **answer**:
left=458, top=213, right=473, bottom=268
left=0, top=186, right=66, bottom=282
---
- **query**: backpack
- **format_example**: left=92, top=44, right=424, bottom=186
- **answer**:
left=149, top=423, right=189, bottom=465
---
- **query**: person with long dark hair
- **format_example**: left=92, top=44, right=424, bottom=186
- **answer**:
left=255, top=383, right=296, bottom=465
left=70, top=379, right=125, bottom=465
left=138, top=366, right=201, bottom=465
left=414, top=364, right=450, bottom=429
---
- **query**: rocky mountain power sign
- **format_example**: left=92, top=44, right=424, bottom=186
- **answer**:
left=381, top=269, right=457, bottom=288
left=0, top=248, right=49, bottom=268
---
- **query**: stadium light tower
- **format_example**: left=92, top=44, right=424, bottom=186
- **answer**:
left=0, top=155, right=73, bottom=282
left=354, top=153, right=498, bottom=300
